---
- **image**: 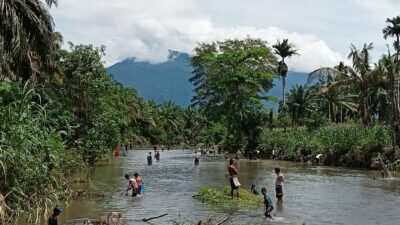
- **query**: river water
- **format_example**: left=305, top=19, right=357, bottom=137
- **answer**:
left=58, top=150, right=400, bottom=225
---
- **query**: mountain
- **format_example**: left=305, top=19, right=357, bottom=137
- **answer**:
left=107, top=51, right=309, bottom=107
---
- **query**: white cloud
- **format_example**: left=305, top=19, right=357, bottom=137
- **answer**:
left=51, top=0, right=393, bottom=72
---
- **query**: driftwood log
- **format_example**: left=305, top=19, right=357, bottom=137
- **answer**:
left=142, top=213, right=168, bottom=222
left=216, top=217, right=230, bottom=225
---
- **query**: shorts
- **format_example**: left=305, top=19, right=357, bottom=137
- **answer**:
left=275, top=185, right=283, bottom=198
left=137, top=185, right=142, bottom=194
left=265, top=205, right=273, bottom=217
left=132, top=192, right=138, bottom=197
left=230, top=177, right=239, bottom=190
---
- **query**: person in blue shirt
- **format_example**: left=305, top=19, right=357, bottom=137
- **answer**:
left=261, top=187, right=273, bottom=219
left=48, top=206, right=62, bottom=225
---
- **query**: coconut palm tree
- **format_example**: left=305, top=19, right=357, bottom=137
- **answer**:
left=383, top=16, right=400, bottom=60
left=311, top=71, right=358, bottom=123
left=310, top=43, right=376, bottom=126
left=383, top=16, right=400, bottom=144
left=286, top=85, right=316, bottom=125
left=272, top=39, right=299, bottom=108
left=0, top=0, right=59, bottom=81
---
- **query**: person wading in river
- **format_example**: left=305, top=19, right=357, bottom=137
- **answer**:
left=194, top=151, right=200, bottom=165
left=227, top=159, right=240, bottom=199
left=155, top=150, right=160, bottom=162
left=48, top=206, right=62, bottom=225
left=274, top=167, right=284, bottom=202
left=125, top=174, right=138, bottom=196
left=147, top=152, right=152, bottom=165
left=261, top=188, right=274, bottom=219
left=134, top=172, right=143, bottom=194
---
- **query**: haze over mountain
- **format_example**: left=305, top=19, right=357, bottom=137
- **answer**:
left=107, top=51, right=308, bottom=107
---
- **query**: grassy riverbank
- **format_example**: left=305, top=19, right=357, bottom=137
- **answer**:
left=257, top=124, right=399, bottom=169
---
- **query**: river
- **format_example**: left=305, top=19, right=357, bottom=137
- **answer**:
left=57, top=150, right=400, bottom=225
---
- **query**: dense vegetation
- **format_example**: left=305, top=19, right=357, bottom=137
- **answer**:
left=1, top=0, right=400, bottom=223
left=258, top=125, right=393, bottom=168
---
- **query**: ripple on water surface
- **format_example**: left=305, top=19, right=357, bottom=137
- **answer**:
left=56, top=150, right=400, bottom=225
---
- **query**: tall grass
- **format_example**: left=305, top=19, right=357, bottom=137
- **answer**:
left=0, top=82, right=80, bottom=223
left=258, top=124, right=393, bottom=168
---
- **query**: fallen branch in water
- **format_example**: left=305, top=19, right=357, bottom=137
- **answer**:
left=215, top=217, right=230, bottom=225
left=142, top=213, right=168, bottom=222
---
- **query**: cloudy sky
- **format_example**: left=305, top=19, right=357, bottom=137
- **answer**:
left=51, top=0, right=400, bottom=72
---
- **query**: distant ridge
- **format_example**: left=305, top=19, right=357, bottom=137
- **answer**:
left=107, top=51, right=309, bottom=107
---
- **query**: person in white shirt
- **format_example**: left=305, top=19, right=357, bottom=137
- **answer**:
left=274, top=167, right=284, bottom=202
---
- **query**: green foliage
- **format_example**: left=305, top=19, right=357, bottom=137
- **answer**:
left=258, top=124, right=392, bottom=167
left=196, top=186, right=263, bottom=208
left=0, top=0, right=61, bottom=82
left=303, top=112, right=327, bottom=131
left=0, top=82, right=79, bottom=222
left=190, top=37, right=277, bottom=152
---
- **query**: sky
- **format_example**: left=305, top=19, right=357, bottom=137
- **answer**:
left=51, top=0, right=400, bottom=72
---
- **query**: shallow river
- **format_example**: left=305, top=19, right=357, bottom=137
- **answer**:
left=58, top=150, right=399, bottom=225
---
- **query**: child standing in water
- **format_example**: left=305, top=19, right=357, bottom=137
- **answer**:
left=274, top=167, right=284, bottom=202
left=261, top=188, right=274, bottom=219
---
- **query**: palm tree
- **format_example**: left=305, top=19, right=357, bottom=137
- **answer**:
left=383, top=16, right=400, bottom=61
left=309, top=62, right=358, bottom=122
left=310, top=43, right=376, bottom=126
left=383, top=17, right=400, bottom=148
left=286, top=85, right=315, bottom=125
left=0, top=0, right=59, bottom=81
left=272, top=39, right=299, bottom=107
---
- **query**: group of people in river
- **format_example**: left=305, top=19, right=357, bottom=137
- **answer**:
left=113, top=147, right=128, bottom=157
left=226, top=158, right=284, bottom=220
left=117, top=147, right=284, bottom=221
left=124, top=172, right=144, bottom=197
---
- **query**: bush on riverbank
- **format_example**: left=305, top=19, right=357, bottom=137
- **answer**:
left=257, top=124, right=394, bottom=168
left=0, top=82, right=81, bottom=223
left=195, top=186, right=263, bottom=208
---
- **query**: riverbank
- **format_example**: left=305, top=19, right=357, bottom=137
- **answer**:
left=257, top=124, right=400, bottom=171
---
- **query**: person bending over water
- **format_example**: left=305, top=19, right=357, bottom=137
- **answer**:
left=274, top=167, right=284, bottom=202
left=261, top=188, right=274, bottom=219
left=125, top=174, right=138, bottom=196
left=147, top=152, right=152, bottom=165
left=227, top=159, right=240, bottom=199
left=251, top=184, right=259, bottom=195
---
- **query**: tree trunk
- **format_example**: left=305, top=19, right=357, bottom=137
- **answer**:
left=282, top=75, right=286, bottom=107
left=393, top=35, right=400, bottom=156
left=361, top=89, right=370, bottom=126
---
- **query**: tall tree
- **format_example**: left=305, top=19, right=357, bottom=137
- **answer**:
left=310, top=43, right=376, bottom=126
left=383, top=16, right=400, bottom=153
left=0, top=0, right=60, bottom=81
left=272, top=39, right=299, bottom=107
left=309, top=63, right=358, bottom=122
left=190, top=37, right=276, bottom=151
left=286, top=85, right=315, bottom=125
